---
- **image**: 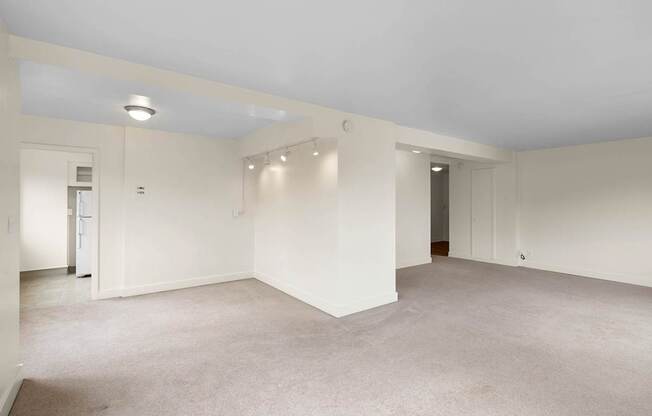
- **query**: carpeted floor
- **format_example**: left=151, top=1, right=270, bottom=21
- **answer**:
left=11, top=257, right=652, bottom=416
left=20, top=270, right=91, bottom=310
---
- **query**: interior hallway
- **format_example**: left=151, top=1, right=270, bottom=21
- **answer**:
left=11, top=258, right=652, bottom=416
left=431, top=241, right=449, bottom=257
left=20, top=269, right=91, bottom=310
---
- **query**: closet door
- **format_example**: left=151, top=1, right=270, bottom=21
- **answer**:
left=471, top=168, right=494, bottom=260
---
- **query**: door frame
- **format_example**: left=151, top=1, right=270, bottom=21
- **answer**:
left=20, top=142, right=101, bottom=299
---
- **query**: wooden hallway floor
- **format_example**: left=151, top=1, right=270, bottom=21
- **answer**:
left=431, top=241, right=449, bottom=257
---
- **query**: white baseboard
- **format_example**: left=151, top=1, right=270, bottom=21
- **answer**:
left=0, top=365, right=22, bottom=416
left=448, top=253, right=651, bottom=288
left=448, top=252, right=519, bottom=267
left=121, top=272, right=253, bottom=297
left=98, top=270, right=397, bottom=318
left=254, top=272, right=397, bottom=318
left=523, top=262, right=652, bottom=288
left=336, top=291, right=398, bottom=317
left=254, top=272, right=340, bottom=316
left=94, top=288, right=124, bottom=300
left=396, top=256, right=432, bottom=269
left=95, top=272, right=253, bottom=299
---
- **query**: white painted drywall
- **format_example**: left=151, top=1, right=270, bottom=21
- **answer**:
left=396, top=150, right=431, bottom=268
left=122, top=127, right=253, bottom=292
left=244, top=116, right=399, bottom=317
left=0, top=20, right=21, bottom=416
left=9, top=36, right=518, bottom=317
left=253, top=138, right=339, bottom=310
left=19, top=149, right=92, bottom=271
left=517, top=137, right=652, bottom=287
left=396, top=154, right=517, bottom=267
left=430, top=169, right=449, bottom=242
left=337, top=118, right=398, bottom=314
left=18, top=115, right=125, bottom=294
left=18, top=117, right=256, bottom=297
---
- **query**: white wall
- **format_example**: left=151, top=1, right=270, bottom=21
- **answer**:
left=122, top=127, right=253, bottom=294
left=253, top=138, right=339, bottom=309
left=245, top=117, right=399, bottom=317
left=337, top=118, right=398, bottom=314
left=518, top=137, right=652, bottom=287
left=18, top=115, right=125, bottom=293
left=396, top=150, right=431, bottom=268
left=430, top=169, right=449, bottom=242
left=17, top=116, right=254, bottom=297
left=0, top=19, right=21, bottom=416
left=19, top=149, right=92, bottom=271
left=396, top=154, right=518, bottom=267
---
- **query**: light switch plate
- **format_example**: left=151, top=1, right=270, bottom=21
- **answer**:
left=7, top=215, right=17, bottom=234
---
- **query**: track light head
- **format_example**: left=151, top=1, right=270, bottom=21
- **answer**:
left=312, top=140, right=319, bottom=156
left=280, top=148, right=290, bottom=163
left=247, top=159, right=255, bottom=170
left=264, top=153, right=271, bottom=165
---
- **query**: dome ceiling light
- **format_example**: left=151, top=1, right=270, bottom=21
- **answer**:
left=124, top=105, right=156, bottom=121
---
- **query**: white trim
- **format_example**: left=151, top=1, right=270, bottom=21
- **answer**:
left=396, top=257, right=433, bottom=269
left=254, top=272, right=339, bottom=315
left=449, top=252, right=518, bottom=267
left=0, top=365, right=22, bottom=416
left=523, top=262, right=652, bottom=288
left=118, top=272, right=253, bottom=297
left=449, top=254, right=651, bottom=288
left=95, top=288, right=124, bottom=300
left=20, top=142, right=101, bottom=300
left=254, top=272, right=398, bottom=318
left=336, top=291, right=399, bottom=317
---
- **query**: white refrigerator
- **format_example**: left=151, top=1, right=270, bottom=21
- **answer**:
left=76, top=190, right=93, bottom=277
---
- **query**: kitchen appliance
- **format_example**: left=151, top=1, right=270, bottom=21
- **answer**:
left=75, top=190, right=93, bottom=277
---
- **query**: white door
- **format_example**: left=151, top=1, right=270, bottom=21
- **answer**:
left=471, top=168, right=494, bottom=260
left=76, top=191, right=93, bottom=277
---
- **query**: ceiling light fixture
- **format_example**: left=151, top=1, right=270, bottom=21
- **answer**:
left=264, top=153, right=271, bottom=165
left=312, top=140, right=319, bottom=156
left=432, top=166, right=443, bottom=172
left=412, top=150, right=422, bottom=154
left=247, top=159, right=255, bottom=170
left=124, top=105, right=156, bottom=121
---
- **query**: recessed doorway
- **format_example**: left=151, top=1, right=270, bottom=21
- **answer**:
left=430, top=162, right=449, bottom=257
left=19, top=146, right=97, bottom=309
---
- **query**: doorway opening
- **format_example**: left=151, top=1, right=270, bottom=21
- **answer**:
left=430, top=162, right=449, bottom=257
left=19, top=146, right=97, bottom=309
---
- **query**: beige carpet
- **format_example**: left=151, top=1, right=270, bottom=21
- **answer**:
left=20, top=270, right=91, bottom=310
left=11, top=257, right=652, bottom=415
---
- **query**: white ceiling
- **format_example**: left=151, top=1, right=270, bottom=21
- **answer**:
left=19, top=61, right=297, bottom=139
left=3, top=1, right=652, bottom=149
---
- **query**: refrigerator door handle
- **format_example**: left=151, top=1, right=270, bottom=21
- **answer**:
left=78, top=218, right=83, bottom=248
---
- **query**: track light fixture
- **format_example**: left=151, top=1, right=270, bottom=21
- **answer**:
left=245, top=137, right=326, bottom=170
left=280, top=148, right=290, bottom=163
